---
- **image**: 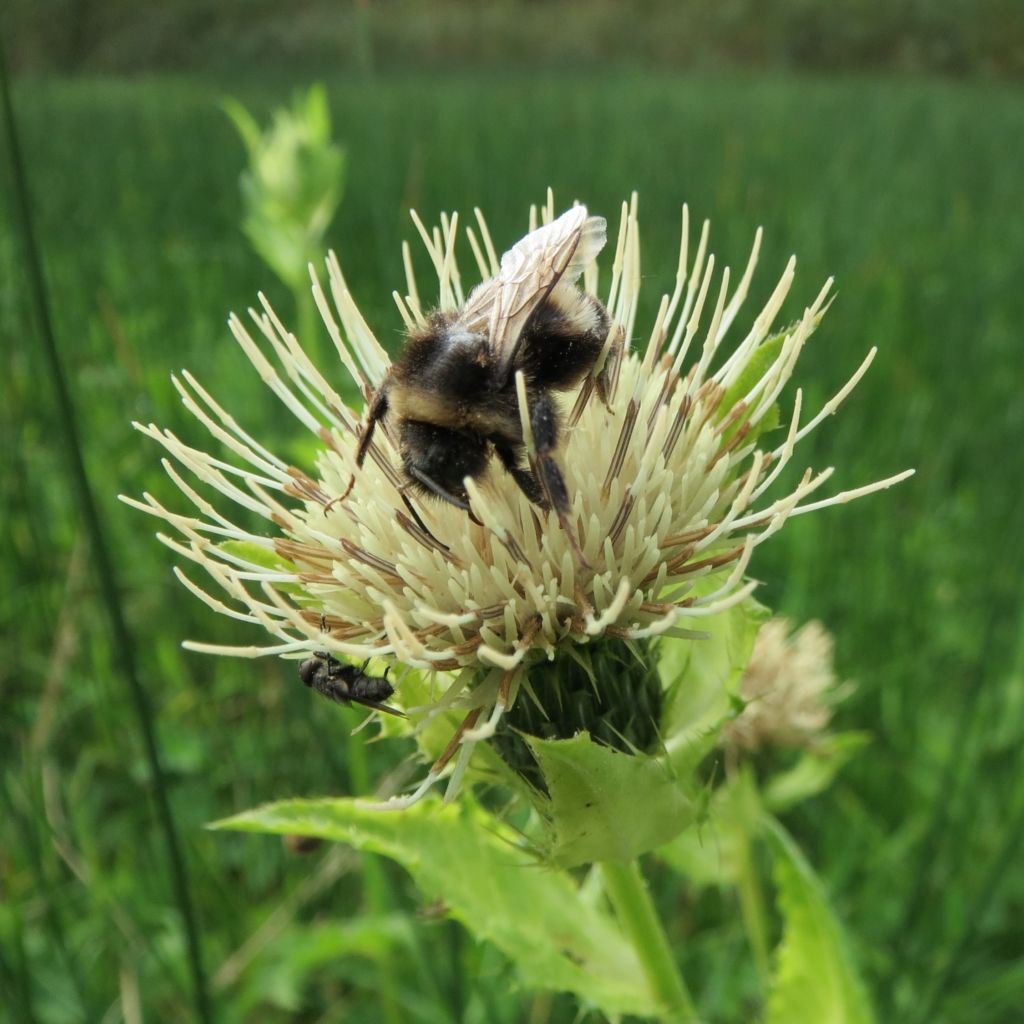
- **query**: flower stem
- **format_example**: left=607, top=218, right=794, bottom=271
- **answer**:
left=732, top=766, right=771, bottom=989
left=600, top=860, right=700, bottom=1023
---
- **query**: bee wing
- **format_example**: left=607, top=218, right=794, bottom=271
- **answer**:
left=352, top=698, right=406, bottom=717
left=460, top=206, right=607, bottom=386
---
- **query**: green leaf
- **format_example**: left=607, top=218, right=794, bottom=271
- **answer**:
left=217, top=540, right=306, bottom=597
left=658, top=724, right=869, bottom=887
left=655, top=784, right=739, bottom=889
left=719, top=332, right=788, bottom=418
left=527, top=732, right=697, bottom=867
left=659, top=592, right=769, bottom=748
left=762, top=732, right=871, bottom=811
left=716, top=330, right=786, bottom=446
left=302, top=83, right=332, bottom=142
left=250, top=916, right=414, bottom=1013
left=213, top=797, right=660, bottom=1018
left=223, top=84, right=346, bottom=292
left=218, top=540, right=295, bottom=572
left=764, top=816, right=876, bottom=1024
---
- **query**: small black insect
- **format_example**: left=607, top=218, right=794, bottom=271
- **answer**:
left=298, top=650, right=404, bottom=717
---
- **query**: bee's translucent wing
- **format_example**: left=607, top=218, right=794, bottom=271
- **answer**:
left=460, top=206, right=607, bottom=386
left=352, top=698, right=406, bottom=717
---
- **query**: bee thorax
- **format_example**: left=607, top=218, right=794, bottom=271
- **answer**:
left=390, top=383, right=465, bottom=429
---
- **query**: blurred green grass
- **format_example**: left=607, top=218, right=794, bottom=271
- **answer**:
left=2, top=69, right=1023, bottom=1022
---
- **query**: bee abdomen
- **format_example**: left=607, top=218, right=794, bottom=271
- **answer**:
left=349, top=672, right=395, bottom=704
left=519, top=285, right=610, bottom=390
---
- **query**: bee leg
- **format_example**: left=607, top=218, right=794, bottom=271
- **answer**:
left=399, top=493, right=450, bottom=550
left=327, top=385, right=391, bottom=513
left=493, top=442, right=547, bottom=507
left=355, top=386, right=389, bottom=468
left=594, top=324, right=625, bottom=409
left=408, top=466, right=485, bottom=526
left=529, top=393, right=591, bottom=569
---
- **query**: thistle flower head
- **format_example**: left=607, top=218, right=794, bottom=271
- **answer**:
left=124, top=191, right=911, bottom=807
left=722, top=617, right=844, bottom=753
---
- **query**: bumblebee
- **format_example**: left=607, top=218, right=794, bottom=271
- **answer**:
left=352, top=206, right=612, bottom=561
left=298, top=650, right=403, bottom=717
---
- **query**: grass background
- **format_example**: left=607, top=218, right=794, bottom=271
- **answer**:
left=2, top=39, right=1024, bottom=1024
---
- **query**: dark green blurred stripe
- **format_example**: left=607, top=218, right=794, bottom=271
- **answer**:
left=0, top=37, right=213, bottom=1024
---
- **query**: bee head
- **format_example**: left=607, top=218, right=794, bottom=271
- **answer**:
left=398, top=420, right=489, bottom=509
left=298, top=657, right=318, bottom=686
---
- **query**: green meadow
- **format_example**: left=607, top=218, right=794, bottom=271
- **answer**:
left=3, top=69, right=1023, bottom=1021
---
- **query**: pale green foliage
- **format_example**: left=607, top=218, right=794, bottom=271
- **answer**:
left=657, top=730, right=869, bottom=886
left=214, top=797, right=661, bottom=1018
left=762, top=731, right=870, bottom=812
left=238, top=916, right=415, bottom=1016
left=765, top=818, right=876, bottom=1024
left=528, top=732, right=698, bottom=867
left=659, top=593, right=770, bottom=749
left=223, top=84, right=345, bottom=292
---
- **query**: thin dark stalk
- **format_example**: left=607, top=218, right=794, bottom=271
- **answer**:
left=0, top=40, right=212, bottom=1024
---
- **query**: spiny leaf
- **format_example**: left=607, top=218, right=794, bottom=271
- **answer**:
left=527, top=733, right=697, bottom=867
left=765, top=816, right=876, bottom=1024
left=212, top=797, right=660, bottom=1018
